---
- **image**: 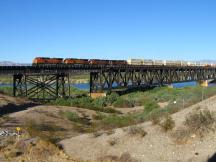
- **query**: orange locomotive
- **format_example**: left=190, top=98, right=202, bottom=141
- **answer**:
left=64, top=58, right=89, bottom=65
left=33, top=57, right=63, bottom=64
left=32, top=57, right=128, bottom=66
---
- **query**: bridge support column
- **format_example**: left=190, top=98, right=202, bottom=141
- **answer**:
left=13, top=73, right=70, bottom=100
left=13, top=74, right=26, bottom=97
left=197, top=80, right=208, bottom=87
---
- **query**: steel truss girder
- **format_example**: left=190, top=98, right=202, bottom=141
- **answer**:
left=90, top=68, right=216, bottom=92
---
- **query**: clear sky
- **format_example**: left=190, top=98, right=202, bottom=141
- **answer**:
left=0, top=0, right=216, bottom=63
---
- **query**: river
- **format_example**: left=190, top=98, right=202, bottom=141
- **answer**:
left=1, top=81, right=216, bottom=90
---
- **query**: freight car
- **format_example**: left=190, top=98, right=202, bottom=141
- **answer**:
left=127, top=59, right=143, bottom=65
left=88, top=59, right=110, bottom=65
left=109, top=60, right=127, bottom=65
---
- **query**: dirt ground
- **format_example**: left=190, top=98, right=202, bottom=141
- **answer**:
left=60, top=96, right=216, bottom=162
left=1, top=93, right=216, bottom=162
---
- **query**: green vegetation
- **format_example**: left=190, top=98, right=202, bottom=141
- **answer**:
left=113, top=98, right=134, bottom=108
left=144, top=100, right=159, bottom=113
left=63, top=111, right=80, bottom=122
left=51, top=97, right=121, bottom=114
left=0, top=86, right=13, bottom=95
left=49, top=85, right=216, bottom=132
left=70, top=86, right=88, bottom=96
left=0, top=75, right=13, bottom=84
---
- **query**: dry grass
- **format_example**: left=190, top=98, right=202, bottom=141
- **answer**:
left=172, top=110, right=216, bottom=144
left=184, top=109, right=216, bottom=137
left=98, top=152, right=138, bottom=162
left=160, top=116, right=175, bottom=132
left=127, top=125, right=147, bottom=137
left=108, top=137, right=119, bottom=146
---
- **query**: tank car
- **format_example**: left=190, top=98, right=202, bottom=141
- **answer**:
left=127, top=59, right=143, bottom=65
left=181, top=61, right=188, bottom=66
left=166, top=60, right=182, bottom=66
left=143, top=59, right=154, bottom=65
left=153, top=60, right=166, bottom=66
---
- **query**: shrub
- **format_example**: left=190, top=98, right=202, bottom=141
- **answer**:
left=64, top=111, right=80, bottom=122
left=113, top=98, right=134, bottom=108
left=51, top=98, right=70, bottom=106
left=128, top=125, right=147, bottom=137
left=106, top=92, right=119, bottom=105
left=144, top=100, right=159, bottom=113
left=70, top=97, right=93, bottom=108
left=92, top=97, right=107, bottom=108
left=184, top=110, right=216, bottom=136
left=160, top=116, right=175, bottom=132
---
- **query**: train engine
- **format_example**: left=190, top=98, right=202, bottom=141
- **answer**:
left=32, top=57, right=63, bottom=65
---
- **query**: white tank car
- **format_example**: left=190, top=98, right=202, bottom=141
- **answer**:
left=187, top=61, right=196, bottom=66
left=166, top=60, right=182, bottom=66
left=153, top=60, right=166, bottom=65
left=143, top=59, right=154, bottom=65
left=127, top=59, right=143, bottom=65
left=181, top=61, right=188, bottom=66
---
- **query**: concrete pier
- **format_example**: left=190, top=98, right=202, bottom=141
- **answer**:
left=197, top=80, right=208, bottom=87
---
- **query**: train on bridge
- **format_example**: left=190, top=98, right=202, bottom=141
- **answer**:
left=33, top=57, right=214, bottom=67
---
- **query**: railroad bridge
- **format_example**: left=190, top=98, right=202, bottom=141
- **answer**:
left=0, top=64, right=215, bottom=100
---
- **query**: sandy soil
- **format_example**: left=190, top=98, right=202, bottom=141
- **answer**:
left=2, top=93, right=216, bottom=162
left=60, top=95, right=216, bottom=162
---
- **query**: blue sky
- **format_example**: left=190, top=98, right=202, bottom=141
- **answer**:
left=0, top=0, right=216, bottom=63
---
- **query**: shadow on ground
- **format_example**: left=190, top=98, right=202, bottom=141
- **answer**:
left=208, top=152, right=216, bottom=162
left=0, top=102, right=39, bottom=116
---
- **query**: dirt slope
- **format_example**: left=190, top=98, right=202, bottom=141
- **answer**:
left=60, top=96, right=216, bottom=162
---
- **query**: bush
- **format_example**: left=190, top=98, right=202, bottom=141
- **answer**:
left=144, top=100, right=159, bottom=113
left=70, top=97, right=94, bottom=108
left=113, top=98, right=134, bottom=108
left=64, top=111, right=80, bottom=122
left=106, top=92, right=119, bottom=105
left=160, top=116, right=175, bottom=132
left=184, top=110, right=216, bottom=136
left=92, top=97, right=107, bottom=108
left=128, top=125, right=147, bottom=137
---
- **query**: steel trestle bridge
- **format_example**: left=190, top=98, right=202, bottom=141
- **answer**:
left=0, top=64, right=215, bottom=100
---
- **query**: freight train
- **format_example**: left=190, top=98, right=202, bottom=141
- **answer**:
left=32, top=57, right=213, bottom=67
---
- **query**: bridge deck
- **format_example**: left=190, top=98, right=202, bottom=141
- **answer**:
left=0, top=65, right=214, bottom=74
